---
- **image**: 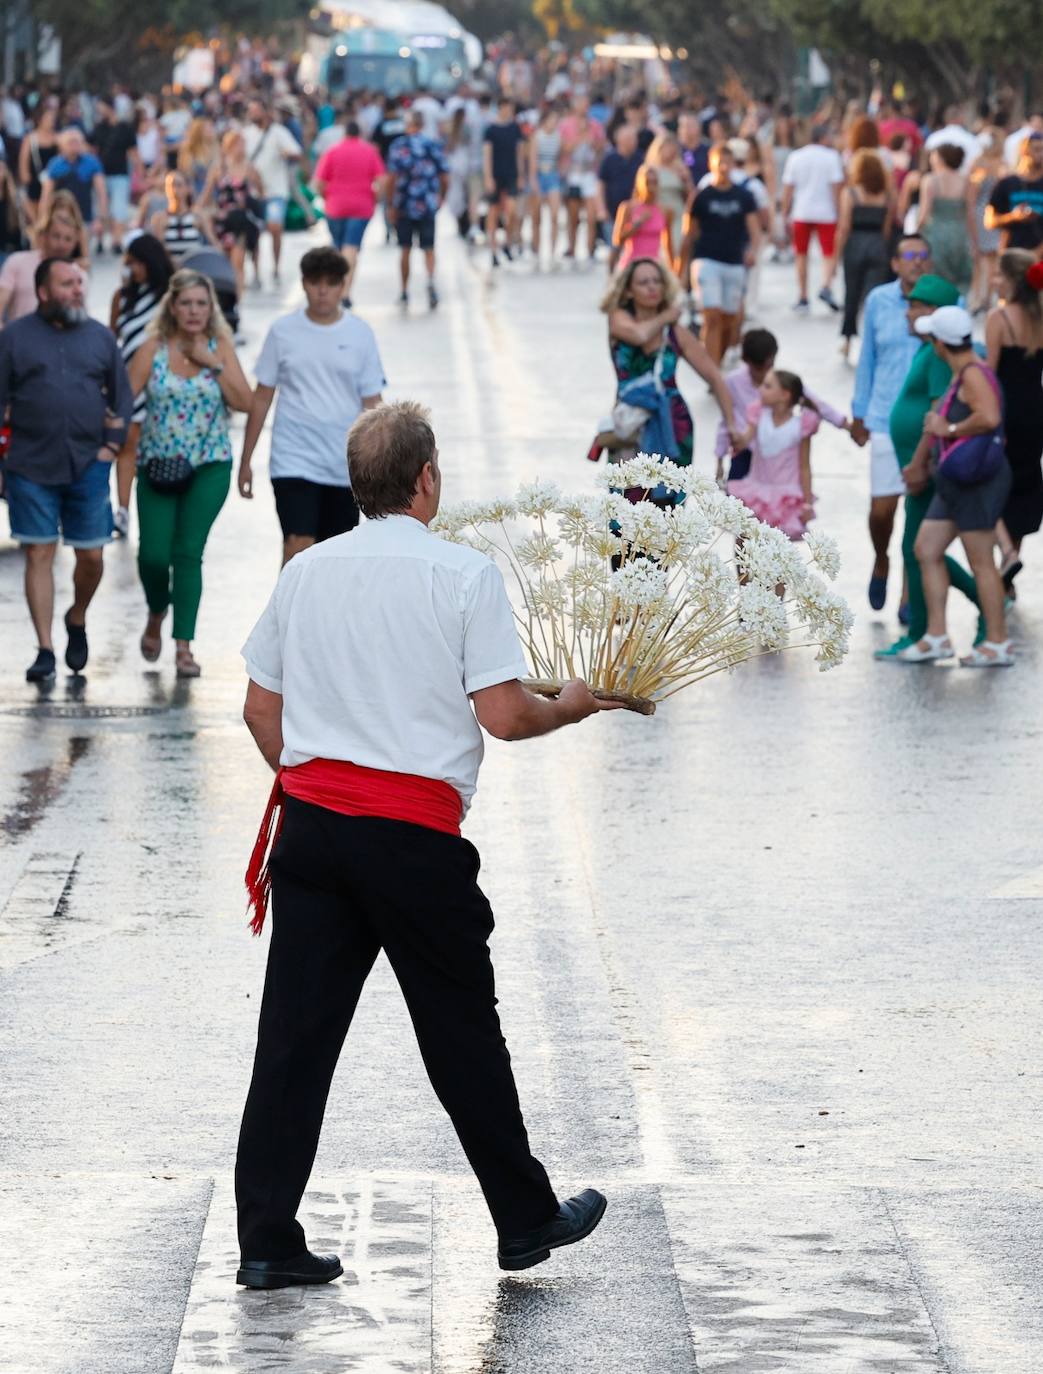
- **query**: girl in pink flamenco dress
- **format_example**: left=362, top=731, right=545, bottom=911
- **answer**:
left=727, top=368, right=818, bottom=540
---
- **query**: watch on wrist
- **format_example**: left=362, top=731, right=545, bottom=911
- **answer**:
left=948, top=422, right=957, bottom=437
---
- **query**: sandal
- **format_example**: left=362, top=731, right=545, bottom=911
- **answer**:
left=175, top=648, right=201, bottom=678
left=1000, top=552, right=1023, bottom=588
left=140, top=622, right=162, bottom=663
left=960, top=639, right=1014, bottom=667
left=897, top=633, right=954, bottom=663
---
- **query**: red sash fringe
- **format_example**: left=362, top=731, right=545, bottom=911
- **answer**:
left=244, top=759, right=463, bottom=935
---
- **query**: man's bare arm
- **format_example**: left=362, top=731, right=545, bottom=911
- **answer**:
left=243, top=680, right=284, bottom=770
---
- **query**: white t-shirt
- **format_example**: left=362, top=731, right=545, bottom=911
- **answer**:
left=241, top=514, right=529, bottom=811
left=254, top=309, right=386, bottom=487
left=244, top=121, right=302, bottom=198
left=160, top=108, right=191, bottom=146
left=411, top=95, right=444, bottom=140
left=782, top=143, right=844, bottom=222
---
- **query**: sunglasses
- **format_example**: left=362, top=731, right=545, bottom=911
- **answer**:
left=900, top=249, right=931, bottom=261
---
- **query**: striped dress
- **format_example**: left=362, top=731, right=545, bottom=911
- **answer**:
left=116, top=286, right=161, bottom=423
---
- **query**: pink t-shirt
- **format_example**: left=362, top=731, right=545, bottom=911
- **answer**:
left=619, top=203, right=667, bottom=267
left=315, top=138, right=386, bottom=220
left=0, top=251, right=87, bottom=322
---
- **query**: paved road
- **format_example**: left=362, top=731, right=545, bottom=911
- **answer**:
left=1, top=222, right=1042, bottom=1374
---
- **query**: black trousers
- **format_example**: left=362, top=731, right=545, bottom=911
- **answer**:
left=235, top=798, right=559, bottom=1259
left=841, top=232, right=890, bottom=338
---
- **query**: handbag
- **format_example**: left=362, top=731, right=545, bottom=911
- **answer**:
left=142, top=384, right=225, bottom=494
left=937, top=364, right=1005, bottom=486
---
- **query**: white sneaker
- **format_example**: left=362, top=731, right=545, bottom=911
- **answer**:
left=113, top=506, right=130, bottom=538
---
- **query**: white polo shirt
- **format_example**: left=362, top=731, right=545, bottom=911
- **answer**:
left=241, top=514, right=528, bottom=813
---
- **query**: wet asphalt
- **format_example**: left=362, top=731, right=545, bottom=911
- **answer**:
left=1, top=220, right=1042, bottom=1373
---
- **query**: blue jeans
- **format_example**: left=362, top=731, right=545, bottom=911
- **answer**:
left=328, top=216, right=369, bottom=249
left=6, top=459, right=113, bottom=548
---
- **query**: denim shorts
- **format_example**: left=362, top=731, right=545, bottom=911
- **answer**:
left=265, top=196, right=289, bottom=227
left=327, top=215, right=370, bottom=250
left=536, top=170, right=561, bottom=195
left=6, top=459, right=113, bottom=548
left=106, top=174, right=131, bottom=223
left=693, top=258, right=747, bottom=314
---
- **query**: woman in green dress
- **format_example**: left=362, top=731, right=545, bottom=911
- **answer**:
left=918, top=144, right=974, bottom=295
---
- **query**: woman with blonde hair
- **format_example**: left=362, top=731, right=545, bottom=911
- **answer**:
left=596, top=256, right=739, bottom=494
left=835, top=149, right=893, bottom=356
left=178, top=116, right=219, bottom=200
left=199, top=130, right=263, bottom=293
left=644, top=131, right=691, bottom=260
left=613, top=164, right=672, bottom=270
left=985, top=249, right=1043, bottom=582
left=0, top=190, right=85, bottom=323
left=126, top=268, right=252, bottom=677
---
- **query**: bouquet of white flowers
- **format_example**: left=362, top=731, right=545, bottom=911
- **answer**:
left=431, top=455, right=853, bottom=714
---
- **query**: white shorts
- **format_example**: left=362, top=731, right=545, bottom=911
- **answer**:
left=870, top=430, right=907, bottom=498
left=566, top=172, right=599, bottom=200
left=692, top=258, right=746, bottom=314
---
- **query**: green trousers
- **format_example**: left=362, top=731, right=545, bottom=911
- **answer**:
left=903, top=483, right=979, bottom=641
left=136, top=461, right=231, bottom=642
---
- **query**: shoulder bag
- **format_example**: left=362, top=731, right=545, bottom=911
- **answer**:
left=937, top=363, right=1005, bottom=486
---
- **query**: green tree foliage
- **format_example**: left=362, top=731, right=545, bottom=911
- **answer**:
left=35, top=0, right=309, bottom=84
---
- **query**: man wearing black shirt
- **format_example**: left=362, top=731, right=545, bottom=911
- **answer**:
left=92, top=97, right=137, bottom=252
left=483, top=96, right=525, bottom=267
left=986, top=131, right=1043, bottom=252
left=596, top=124, right=643, bottom=268
left=679, top=145, right=760, bottom=364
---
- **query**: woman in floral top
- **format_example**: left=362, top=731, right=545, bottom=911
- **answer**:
left=127, top=268, right=252, bottom=677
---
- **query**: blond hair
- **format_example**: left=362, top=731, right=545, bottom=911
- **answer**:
left=178, top=117, right=216, bottom=172
left=600, top=256, right=682, bottom=315
left=150, top=269, right=232, bottom=342
left=33, top=189, right=86, bottom=255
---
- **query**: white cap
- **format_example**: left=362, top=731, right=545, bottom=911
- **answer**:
left=915, top=304, right=973, bottom=346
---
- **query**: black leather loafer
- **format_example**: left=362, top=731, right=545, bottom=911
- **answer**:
left=236, top=1249, right=344, bottom=1289
left=64, top=611, right=88, bottom=673
left=497, top=1188, right=607, bottom=1271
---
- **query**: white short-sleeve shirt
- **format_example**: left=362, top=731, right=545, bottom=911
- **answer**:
left=782, top=143, right=845, bottom=223
left=254, top=309, right=386, bottom=487
left=241, top=515, right=529, bottom=813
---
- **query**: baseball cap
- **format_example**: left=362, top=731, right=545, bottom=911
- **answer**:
left=907, top=274, right=960, bottom=307
left=914, top=304, right=973, bottom=345
left=727, top=136, right=751, bottom=161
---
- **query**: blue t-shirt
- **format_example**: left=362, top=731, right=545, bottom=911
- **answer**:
left=387, top=133, right=449, bottom=220
left=598, top=149, right=644, bottom=216
left=43, top=153, right=103, bottom=220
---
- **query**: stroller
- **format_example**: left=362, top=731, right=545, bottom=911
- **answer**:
left=180, top=247, right=241, bottom=338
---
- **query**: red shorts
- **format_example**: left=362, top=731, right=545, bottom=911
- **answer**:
left=792, top=221, right=837, bottom=256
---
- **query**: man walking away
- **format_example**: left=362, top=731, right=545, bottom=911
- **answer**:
left=238, top=246, right=385, bottom=565
left=386, top=110, right=448, bottom=310
left=0, top=258, right=131, bottom=680
left=314, top=120, right=386, bottom=304
left=781, top=124, right=844, bottom=313
left=235, top=401, right=615, bottom=1288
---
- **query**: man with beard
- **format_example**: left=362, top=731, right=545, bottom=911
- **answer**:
left=0, top=258, right=131, bottom=681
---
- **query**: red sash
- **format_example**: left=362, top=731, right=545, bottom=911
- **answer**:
left=245, top=758, right=462, bottom=934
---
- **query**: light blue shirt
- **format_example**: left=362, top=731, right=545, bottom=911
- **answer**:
left=851, top=280, right=921, bottom=433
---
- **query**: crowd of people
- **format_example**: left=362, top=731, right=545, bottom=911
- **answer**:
left=1, top=60, right=1042, bottom=678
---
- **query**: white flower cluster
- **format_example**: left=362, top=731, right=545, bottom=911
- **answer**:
left=431, top=453, right=854, bottom=700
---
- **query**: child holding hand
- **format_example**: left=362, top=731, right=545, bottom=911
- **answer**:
left=728, top=369, right=819, bottom=540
